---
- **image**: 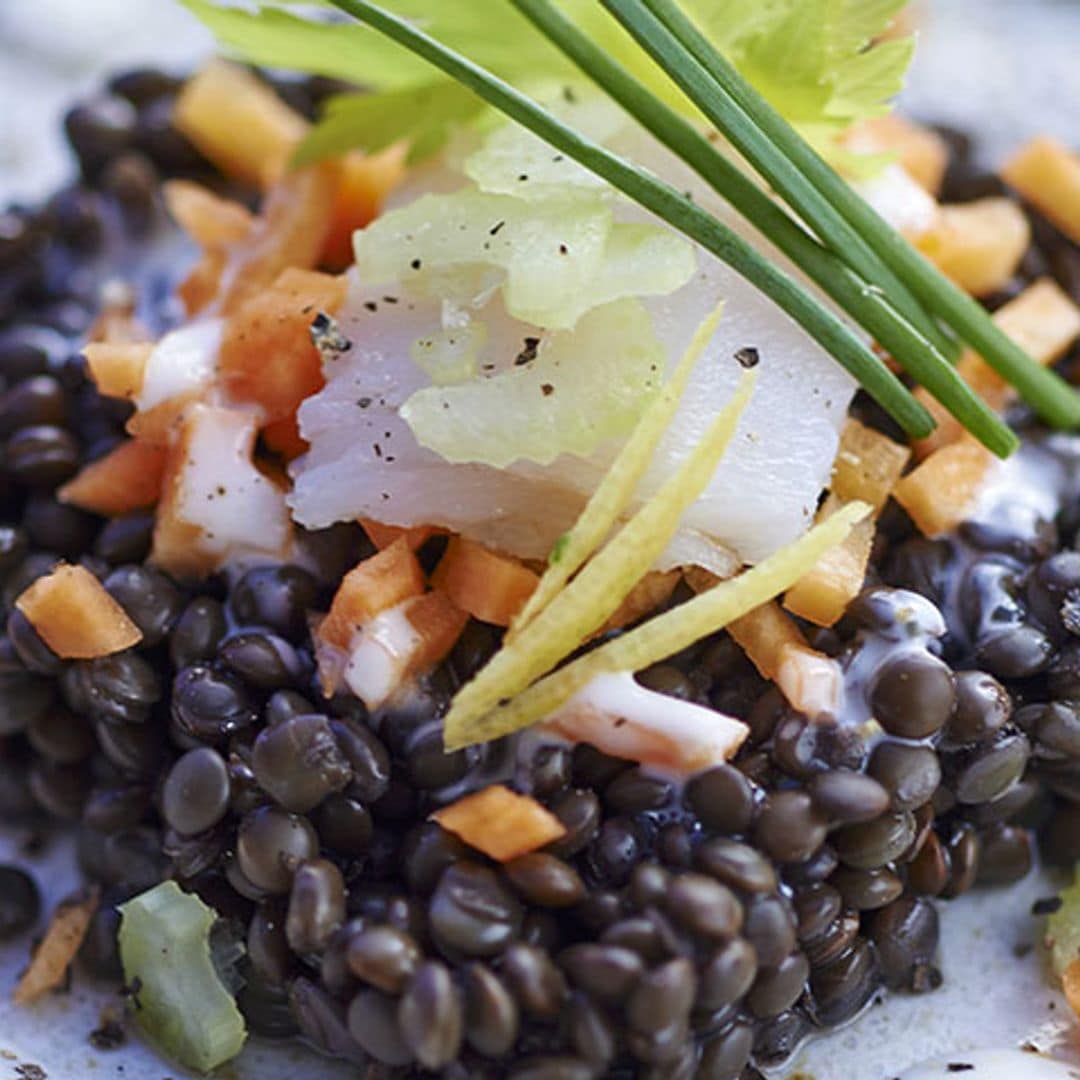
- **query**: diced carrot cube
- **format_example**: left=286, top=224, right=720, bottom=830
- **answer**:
left=16, top=565, right=142, bottom=659
left=360, top=518, right=439, bottom=552
left=219, top=268, right=348, bottom=422
left=727, top=601, right=807, bottom=681
left=13, top=888, right=99, bottom=1005
left=432, top=785, right=567, bottom=862
left=1001, top=136, right=1080, bottom=244
left=151, top=436, right=212, bottom=580
left=262, top=415, right=309, bottom=461
left=831, top=419, right=911, bottom=510
left=598, top=570, right=681, bottom=635
left=917, top=198, right=1030, bottom=297
left=163, top=180, right=255, bottom=248
left=894, top=437, right=994, bottom=537
left=323, top=146, right=408, bottom=268
left=173, top=60, right=308, bottom=190
left=83, top=342, right=151, bottom=400
left=914, top=278, right=1080, bottom=457
left=402, top=590, right=469, bottom=674
left=1062, top=958, right=1080, bottom=1020
left=320, top=538, right=426, bottom=651
left=844, top=113, right=949, bottom=195
left=58, top=440, right=168, bottom=517
left=432, top=536, right=539, bottom=627
left=775, top=643, right=843, bottom=719
left=784, top=507, right=876, bottom=627
left=221, top=161, right=342, bottom=314
left=177, top=248, right=227, bottom=317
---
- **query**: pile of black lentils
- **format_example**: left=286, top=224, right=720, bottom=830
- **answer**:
left=1, top=70, right=1080, bottom=1080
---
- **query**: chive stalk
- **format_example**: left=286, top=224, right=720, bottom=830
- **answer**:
left=633, top=0, right=1080, bottom=431
left=510, top=0, right=1014, bottom=456
left=597, top=0, right=957, bottom=364
left=327, top=0, right=935, bottom=438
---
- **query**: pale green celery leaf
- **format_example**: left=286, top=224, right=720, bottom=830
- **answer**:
left=401, top=299, right=663, bottom=467
left=559, top=223, right=697, bottom=326
left=826, top=36, right=916, bottom=123
left=464, top=90, right=628, bottom=201
left=1046, top=869, right=1080, bottom=975
left=828, top=0, right=909, bottom=56
left=353, top=189, right=613, bottom=328
left=410, top=320, right=488, bottom=385
left=179, top=0, right=429, bottom=86
left=293, top=83, right=484, bottom=166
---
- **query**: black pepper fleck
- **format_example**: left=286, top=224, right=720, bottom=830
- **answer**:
left=515, top=337, right=541, bottom=366
left=735, top=346, right=760, bottom=369
left=541, top=383, right=555, bottom=397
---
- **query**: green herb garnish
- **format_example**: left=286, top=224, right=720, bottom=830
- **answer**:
left=183, top=0, right=1080, bottom=451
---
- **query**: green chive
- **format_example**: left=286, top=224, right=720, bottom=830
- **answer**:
left=510, top=0, right=1015, bottom=458
left=326, top=0, right=935, bottom=439
left=635, top=0, right=1080, bottom=432
left=598, top=0, right=958, bottom=365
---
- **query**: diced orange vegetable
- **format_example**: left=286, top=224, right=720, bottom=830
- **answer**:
left=599, top=570, right=681, bottom=635
left=775, top=643, right=843, bottom=719
left=432, top=785, right=567, bottom=862
left=401, top=590, right=469, bottom=674
left=58, top=439, right=168, bottom=516
left=721, top=599, right=844, bottom=717
left=16, top=565, right=143, bottom=659
left=221, top=161, right=342, bottom=314
left=726, top=601, right=807, bottom=680
left=13, top=888, right=99, bottom=1005
left=219, top=267, right=347, bottom=422
left=87, top=284, right=150, bottom=346
left=151, top=431, right=217, bottom=579
left=784, top=506, right=876, bottom=627
left=262, top=415, right=309, bottom=461
left=126, top=394, right=203, bottom=447
left=914, top=278, right=1080, bottom=457
left=1001, top=136, right=1080, bottom=244
left=320, top=538, right=427, bottom=651
left=323, top=146, right=409, bottom=269
left=1062, top=957, right=1080, bottom=1020
left=173, top=60, right=308, bottom=190
left=844, top=113, right=949, bottom=195
left=894, top=437, right=994, bottom=537
left=831, top=419, right=911, bottom=510
left=177, top=248, right=227, bottom=317
left=360, top=518, right=439, bottom=552
left=432, top=536, right=539, bottom=627
left=163, top=179, right=255, bottom=248
left=917, top=198, right=1030, bottom=297
left=83, top=342, right=151, bottom=400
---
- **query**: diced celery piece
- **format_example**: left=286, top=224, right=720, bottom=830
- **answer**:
left=118, top=881, right=246, bottom=1073
left=352, top=186, right=694, bottom=330
left=402, top=299, right=664, bottom=467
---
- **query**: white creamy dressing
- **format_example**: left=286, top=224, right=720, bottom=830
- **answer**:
left=898, top=1049, right=1080, bottom=1079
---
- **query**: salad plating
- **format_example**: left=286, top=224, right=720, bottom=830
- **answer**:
left=2, top=2, right=1080, bottom=1078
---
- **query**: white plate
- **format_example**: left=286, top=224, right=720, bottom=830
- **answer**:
left=2, top=1, right=1080, bottom=1077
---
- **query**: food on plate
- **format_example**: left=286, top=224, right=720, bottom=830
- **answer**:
left=2, top=1, right=1080, bottom=1077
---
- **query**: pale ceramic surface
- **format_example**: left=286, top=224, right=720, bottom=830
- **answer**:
left=2, top=2, right=1080, bottom=1077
